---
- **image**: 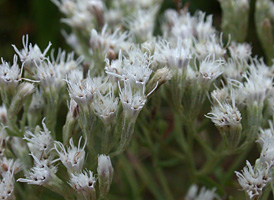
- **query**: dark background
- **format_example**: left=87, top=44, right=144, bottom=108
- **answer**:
left=0, top=0, right=263, bottom=61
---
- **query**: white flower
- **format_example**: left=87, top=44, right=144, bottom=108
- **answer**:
left=12, top=35, right=51, bottom=69
left=167, top=11, right=194, bottom=40
left=24, top=119, right=54, bottom=158
left=124, top=47, right=153, bottom=88
left=206, top=103, right=241, bottom=128
left=51, top=0, right=77, bottom=15
left=257, top=122, right=274, bottom=147
left=105, top=46, right=153, bottom=88
left=66, top=72, right=109, bottom=107
left=257, top=122, right=274, bottom=165
left=55, top=137, right=86, bottom=174
left=51, top=49, right=83, bottom=77
left=66, top=70, right=87, bottom=106
left=119, top=81, right=147, bottom=119
left=0, top=56, right=21, bottom=89
left=185, top=184, right=220, bottom=200
left=0, top=157, right=21, bottom=175
left=17, top=166, right=53, bottom=186
left=17, top=153, right=57, bottom=186
left=210, top=86, right=229, bottom=104
left=195, top=35, right=226, bottom=60
left=68, top=170, right=96, bottom=198
left=195, top=11, right=215, bottom=41
left=124, top=7, right=158, bottom=42
left=52, top=0, right=103, bottom=16
left=90, top=25, right=130, bottom=55
left=92, top=87, right=119, bottom=124
left=241, top=64, right=273, bottom=104
left=62, top=12, right=93, bottom=30
left=61, top=31, right=81, bottom=54
left=229, top=42, right=252, bottom=62
left=235, top=160, right=272, bottom=199
left=35, top=60, right=63, bottom=90
left=105, top=50, right=124, bottom=82
left=260, top=138, right=274, bottom=165
left=154, top=38, right=192, bottom=69
left=104, top=9, right=123, bottom=27
left=223, top=58, right=247, bottom=81
left=0, top=171, right=15, bottom=200
left=198, top=55, right=224, bottom=82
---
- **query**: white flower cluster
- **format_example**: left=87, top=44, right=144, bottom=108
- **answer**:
left=1, top=0, right=274, bottom=199
left=18, top=119, right=57, bottom=185
left=185, top=184, right=220, bottom=200
left=235, top=161, right=272, bottom=199
left=0, top=126, right=21, bottom=200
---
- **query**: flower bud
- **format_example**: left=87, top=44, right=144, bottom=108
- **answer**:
left=9, top=83, right=35, bottom=119
left=219, top=0, right=250, bottom=42
left=97, top=154, right=114, bottom=199
left=0, top=104, right=8, bottom=125
left=146, top=67, right=172, bottom=95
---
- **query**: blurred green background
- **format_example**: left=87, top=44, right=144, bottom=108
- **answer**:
left=0, top=0, right=263, bottom=61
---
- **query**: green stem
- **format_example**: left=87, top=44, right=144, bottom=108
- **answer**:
left=223, top=143, right=253, bottom=185
left=143, top=126, right=174, bottom=200
left=119, top=155, right=141, bottom=200
left=126, top=151, right=165, bottom=200
left=101, top=124, right=112, bottom=154
left=174, top=113, right=196, bottom=179
left=110, top=117, right=136, bottom=157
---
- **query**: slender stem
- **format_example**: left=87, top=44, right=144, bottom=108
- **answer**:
left=119, top=155, right=141, bottom=200
left=110, top=117, right=136, bottom=157
left=223, top=143, right=253, bottom=185
left=143, top=126, right=174, bottom=200
left=126, top=151, right=165, bottom=200
left=101, top=124, right=112, bottom=154
left=174, top=113, right=196, bottom=179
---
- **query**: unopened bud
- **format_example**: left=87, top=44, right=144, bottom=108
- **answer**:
left=97, top=154, right=114, bottom=199
left=18, top=82, right=35, bottom=98
left=9, top=83, right=35, bottom=119
left=146, top=67, right=172, bottom=95
left=0, top=104, right=7, bottom=125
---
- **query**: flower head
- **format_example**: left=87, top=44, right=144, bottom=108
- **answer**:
left=0, top=56, right=21, bottom=89
left=69, top=170, right=96, bottom=199
left=12, top=35, right=51, bottom=69
left=119, top=81, right=147, bottom=119
left=92, top=87, right=119, bottom=124
left=17, top=153, right=57, bottom=186
left=235, top=160, right=272, bottom=199
left=24, top=119, right=54, bottom=158
left=185, top=184, right=220, bottom=200
left=55, top=137, right=86, bottom=174
left=0, top=170, right=15, bottom=200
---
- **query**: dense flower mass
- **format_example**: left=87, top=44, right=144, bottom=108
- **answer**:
left=1, top=0, right=274, bottom=199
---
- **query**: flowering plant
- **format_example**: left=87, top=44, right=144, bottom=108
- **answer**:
left=1, top=0, right=274, bottom=199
